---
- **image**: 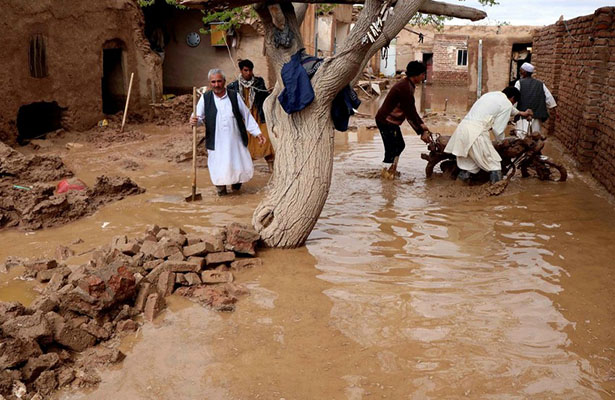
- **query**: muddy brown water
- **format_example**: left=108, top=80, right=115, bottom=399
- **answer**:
left=1, top=121, right=614, bottom=399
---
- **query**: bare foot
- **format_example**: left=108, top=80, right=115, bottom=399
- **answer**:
left=381, top=167, right=397, bottom=180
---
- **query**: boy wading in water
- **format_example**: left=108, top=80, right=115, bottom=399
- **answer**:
left=375, top=61, right=432, bottom=179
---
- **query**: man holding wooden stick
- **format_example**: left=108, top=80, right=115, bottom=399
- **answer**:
left=189, top=69, right=266, bottom=196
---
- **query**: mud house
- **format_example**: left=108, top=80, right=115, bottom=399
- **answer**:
left=141, top=1, right=272, bottom=93
left=390, top=25, right=534, bottom=110
left=0, top=0, right=163, bottom=144
left=144, top=2, right=352, bottom=93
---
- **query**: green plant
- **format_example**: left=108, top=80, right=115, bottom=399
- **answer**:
left=138, top=0, right=186, bottom=9
left=316, top=4, right=335, bottom=15
left=200, top=6, right=258, bottom=34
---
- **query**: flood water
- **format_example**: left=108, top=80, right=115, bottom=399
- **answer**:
left=1, top=119, right=614, bottom=399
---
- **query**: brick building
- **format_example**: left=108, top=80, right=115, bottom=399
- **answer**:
left=431, top=34, right=469, bottom=84
left=532, top=7, right=615, bottom=194
left=397, top=25, right=534, bottom=103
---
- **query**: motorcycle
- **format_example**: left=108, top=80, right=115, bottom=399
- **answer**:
left=420, top=123, right=567, bottom=189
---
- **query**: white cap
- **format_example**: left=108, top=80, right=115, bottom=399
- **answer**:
left=520, top=62, right=535, bottom=73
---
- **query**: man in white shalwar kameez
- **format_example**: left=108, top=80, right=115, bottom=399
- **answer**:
left=190, top=69, right=266, bottom=195
left=444, top=87, right=533, bottom=183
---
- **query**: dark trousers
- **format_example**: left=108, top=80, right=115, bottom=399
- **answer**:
left=376, top=120, right=405, bottom=163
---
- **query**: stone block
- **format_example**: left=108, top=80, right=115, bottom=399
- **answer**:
left=144, top=293, right=165, bottom=322
left=185, top=272, right=202, bottom=286
left=167, top=251, right=185, bottom=261
left=119, top=241, right=141, bottom=256
left=143, top=259, right=163, bottom=271
left=183, top=241, right=212, bottom=257
left=230, top=258, right=263, bottom=270
left=152, top=239, right=182, bottom=259
left=55, top=245, right=75, bottom=261
left=24, top=259, right=58, bottom=274
left=205, top=251, right=235, bottom=265
left=53, top=321, right=97, bottom=351
left=134, top=282, right=153, bottom=312
left=187, top=257, right=205, bottom=269
left=1, top=310, right=52, bottom=342
left=157, top=271, right=176, bottom=297
left=145, top=224, right=161, bottom=237
left=22, top=353, right=60, bottom=382
left=162, top=260, right=201, bottom=273
left=225, top=222, right=260, bottom=255
left=29, top=294, right=59, bottom=313
left=140, top=240, right=159, bottom=257
left=201, top=270, right=234, bottom=284
left=0, top=337, right=42, bottom=369
left=117, top=319, right=138, bottom=333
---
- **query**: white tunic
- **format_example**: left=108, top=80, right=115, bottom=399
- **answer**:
left=513, top=80, right=557, bottom=137
left=444, top=92, right=519, bottom=173
left=195, top=91, right=261, bottom=185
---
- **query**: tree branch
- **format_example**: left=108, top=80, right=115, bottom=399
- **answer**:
left=293, top=3, right=309, bottom=25
left=419, top=0, right=486, bottom=21
left=181, top=0, right=487, bottom=21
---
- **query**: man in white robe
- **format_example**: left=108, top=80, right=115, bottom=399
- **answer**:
left=514, top=62, right=557, bottom=137
left=444, top=87, right=533, bottom=183
left=190, top=69, right=265, bottom=195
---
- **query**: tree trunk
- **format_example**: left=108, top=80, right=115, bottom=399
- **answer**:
left=252, top=3, right=335, bottom=247
left=248, top=0, right=486, bottom=248
left=253, top=100, right=334, bottom=247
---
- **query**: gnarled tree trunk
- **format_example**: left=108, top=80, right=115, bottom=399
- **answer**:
left=251, top=3, right=336, bottom=247
left=253, top=0, right=426, bottom=247
left=180, top=0, right=486, bottom=248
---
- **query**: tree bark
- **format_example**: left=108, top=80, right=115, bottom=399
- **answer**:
left=184, top=0, right=486, bottom=248
left=182, top=0, right=486, bottom=21
left=251, top=3, right=336, bottom=247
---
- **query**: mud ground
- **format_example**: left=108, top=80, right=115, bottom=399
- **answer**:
left=1, top=111, right=614, bottom=399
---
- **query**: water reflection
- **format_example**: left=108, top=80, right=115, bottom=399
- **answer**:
left=308, top=132, right=614, bottom=397
left=1, top=119, right=613, bottom=399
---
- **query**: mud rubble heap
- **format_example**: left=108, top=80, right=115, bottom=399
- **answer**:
left=0, top=222, right=262, bottom=399
left=0, top=142, right=144, bottom=230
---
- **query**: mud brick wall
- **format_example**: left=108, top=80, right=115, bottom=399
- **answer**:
left=432, top=34, right=469, bottom=85
left=0, top=1, right=163, bottom=144
left=533, top=7, right=615, bottom=193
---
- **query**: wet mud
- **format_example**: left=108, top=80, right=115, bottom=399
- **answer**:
left=1, top=115, right=614, bottom=399
left=1, top=143, right=144, bottom=230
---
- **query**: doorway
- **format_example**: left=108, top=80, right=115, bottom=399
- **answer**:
left=16, top=101, right=64, bottom=144
left=102, top=46, right=125, bottom=114
left=510, top=42, right=532, bottom=84
left=422, top=52, right=433, bottom=82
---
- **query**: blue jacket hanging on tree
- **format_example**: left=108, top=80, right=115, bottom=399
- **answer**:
left=278, top=49, right=361, bottom=131
left=278, top=50, right=314, bottom=114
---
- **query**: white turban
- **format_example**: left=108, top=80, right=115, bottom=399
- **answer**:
left=521, top=62, right=535, bottom=73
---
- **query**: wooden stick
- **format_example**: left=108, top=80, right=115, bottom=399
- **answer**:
left=120, top=72, right=135, bottom=133
left=191, top=87, right=197, bottom=200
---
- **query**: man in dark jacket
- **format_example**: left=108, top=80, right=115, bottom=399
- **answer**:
left=375, top=61, right=432, bottom=179
left=228, top=59, right=275, bottom=171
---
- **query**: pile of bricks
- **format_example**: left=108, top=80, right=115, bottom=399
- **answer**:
left=533, top=7, right=615, bottom=193
left=0, top=222, right=261, bottom=399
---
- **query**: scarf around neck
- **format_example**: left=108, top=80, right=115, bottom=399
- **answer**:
left=238, top=76, right=256, bottom=109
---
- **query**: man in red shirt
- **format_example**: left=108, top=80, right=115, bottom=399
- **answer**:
left=375, top=61, right=431, bottom=178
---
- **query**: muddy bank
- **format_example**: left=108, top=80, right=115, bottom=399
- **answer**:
left=0, top=222, right=261, bottom=399
left=0, top=143, right=144, bottom=230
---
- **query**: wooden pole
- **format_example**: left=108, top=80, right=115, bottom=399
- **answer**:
left=120, top=72, right=134, bottom=133
left=191, top=87, right=197, bottom=200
